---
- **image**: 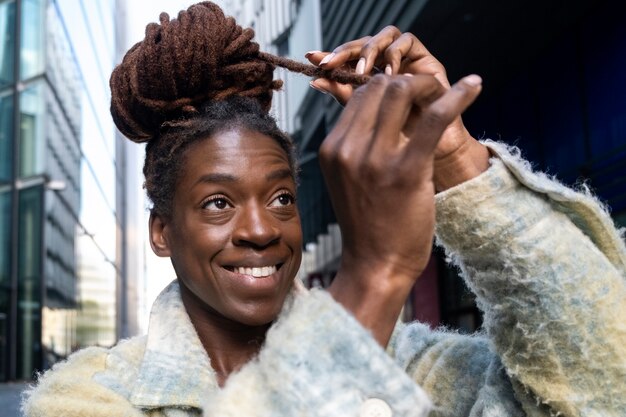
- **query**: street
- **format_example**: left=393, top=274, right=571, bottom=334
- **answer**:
left=0, top=383, right=28, bottom=417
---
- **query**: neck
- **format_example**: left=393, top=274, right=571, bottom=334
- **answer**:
left=179, top=283, right=271, bottom=387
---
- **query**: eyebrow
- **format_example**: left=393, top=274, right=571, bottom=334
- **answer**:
left=265, top=168, right=293, bottom=181
left=195, top=173, right=238, bottom=186
left=194, top=168, right=293, bottom=186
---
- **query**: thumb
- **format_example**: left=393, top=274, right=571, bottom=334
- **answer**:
left=310, top=78, right=354, bottom=106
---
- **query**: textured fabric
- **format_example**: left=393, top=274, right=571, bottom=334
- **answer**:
left=23, top=280, right=431, bottom=417
left=22, top=142, right=626, bottom=417
left=432, top=142, right=626, bottom=417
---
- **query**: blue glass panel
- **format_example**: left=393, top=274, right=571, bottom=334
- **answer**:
left=20, top=0, right=46, bottom=80
left=19, top=81, right=45, bottom=177
left=0, top=0, right=15, bottom=87
left=0, top=92, right=13, bottom=182
left=17, top=185, right=44, bottom=379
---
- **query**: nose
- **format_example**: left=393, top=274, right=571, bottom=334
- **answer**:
left=232, top=203, right=281, bottom=249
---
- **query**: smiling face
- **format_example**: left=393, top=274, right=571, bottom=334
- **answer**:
left=150, top=127, right=302, bottom=327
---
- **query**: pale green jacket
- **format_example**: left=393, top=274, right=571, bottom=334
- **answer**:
left=22, top=142, right=626, bottom=417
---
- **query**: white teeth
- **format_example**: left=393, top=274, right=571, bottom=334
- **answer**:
left=234, top=265, right=277, bottom=277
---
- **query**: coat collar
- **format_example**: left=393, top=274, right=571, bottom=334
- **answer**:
left=129, top=280, right=218, bottom=409
left=128, top=279, right=307, bottom=410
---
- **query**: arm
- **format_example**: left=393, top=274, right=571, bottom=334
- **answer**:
left=310, top=29, right=626, bottom=416
left=434, top=142, right=626, bottom=417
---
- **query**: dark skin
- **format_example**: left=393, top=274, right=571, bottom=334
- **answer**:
left=149, top=27, right=484, bottom=386
left=306, top=26, right=491, bottom=193
left=150, top=129, right=302, bottom=386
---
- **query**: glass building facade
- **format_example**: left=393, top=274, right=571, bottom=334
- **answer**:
left=0, top=0, right=139, bottom=381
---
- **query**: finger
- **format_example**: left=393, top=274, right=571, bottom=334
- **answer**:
left=357, top=26, right=402, bottom=75
left=317, top=36, right=372, bottom=68
left=321, top=75, right=391, bottom=165
left=404, top=74, right=482, bottom=158
left=310, top=78, right=354, bottom=105
left=367, top=75, right=445, bottom=158
left=305, top=50, right=330, bottom=66
left=383, top=33, right=430, bottom=75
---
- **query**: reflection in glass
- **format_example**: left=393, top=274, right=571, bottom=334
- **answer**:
left=0, top=93, right=13, bottom=182
left=20, top=0, right=45, bottom=80
left=0, top=190, right=11, bottom=381
left=0, top=0, right=15, bottom=87
left=20, top=82, right=45, bottom=178
left=42, top=306, right=75, bottom=368
left=17, top=185, right=44, bottom=380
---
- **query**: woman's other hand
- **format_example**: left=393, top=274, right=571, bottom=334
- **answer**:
left=322, top=73, right=482, bottom=346
left=306, top=26, right=491, bottom=191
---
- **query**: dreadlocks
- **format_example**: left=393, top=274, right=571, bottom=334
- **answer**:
left=110, top=1, right=350, bottom=217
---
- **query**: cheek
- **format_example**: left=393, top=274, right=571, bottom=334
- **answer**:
left=171, top=222, right=232, bottom=264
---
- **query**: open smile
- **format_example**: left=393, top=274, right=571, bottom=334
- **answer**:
left=223, top=263, right=284, bottom=278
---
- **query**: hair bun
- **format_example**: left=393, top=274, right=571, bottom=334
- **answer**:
left=110, top=1, right=281, bottom=143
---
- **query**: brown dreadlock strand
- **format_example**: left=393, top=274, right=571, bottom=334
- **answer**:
left=110, top=1, right=367, bottom=143
left=110, top=1, right=363, bottom=217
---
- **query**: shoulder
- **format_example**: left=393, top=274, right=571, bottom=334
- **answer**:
left=22, top=336, right=147, bottom=417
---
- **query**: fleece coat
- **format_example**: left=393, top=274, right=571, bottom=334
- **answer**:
left=22, top=142, right=626, bottom=417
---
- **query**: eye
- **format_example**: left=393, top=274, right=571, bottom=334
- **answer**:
left=269, top=191, right=295, bottom=207
left=202, top=195, right=232, bottom=211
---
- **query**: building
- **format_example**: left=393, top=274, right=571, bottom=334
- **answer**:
left=0, top=0, right=141, bottom=381
left=222, top=0, right=626, bottom=332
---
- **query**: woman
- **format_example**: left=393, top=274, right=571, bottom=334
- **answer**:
left=23, top=2, right=626, bottom=417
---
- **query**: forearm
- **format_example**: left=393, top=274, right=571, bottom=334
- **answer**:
left=435, top=143, right=626, bottom=416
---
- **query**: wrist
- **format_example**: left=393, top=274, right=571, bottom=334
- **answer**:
left=328, top=259, right=420, bottom=346
left=434, top=138, right=491, bottom=192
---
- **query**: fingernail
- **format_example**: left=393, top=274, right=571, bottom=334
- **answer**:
left=463, top=74, right=482, bottom=86
left=305, top=50, right=322, bottom=57
left=384, top=64, right=392, bottom=76
left=355, top=57, right=366, bottom=75
left=403, top=73, right=414, bottom=77
left=319, top=53, right=336, bottom=66
left=309, top=81, right=328, bottom=94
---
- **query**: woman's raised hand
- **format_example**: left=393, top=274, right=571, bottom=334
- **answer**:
left=322, top=72, right=482, bottom=346
left=307, top=26, right=491, bottom=191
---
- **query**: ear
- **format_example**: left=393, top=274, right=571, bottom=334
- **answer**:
left=149, top=211, right=172, bottom=257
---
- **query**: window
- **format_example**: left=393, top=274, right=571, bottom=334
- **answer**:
left=0, top=189, right=11, bottom=381
left=17, top=185, right=44, bottom=379
left=0, top=0, right=15, bottom=87
left=0, top=92, right=13, bottom=182
left=20, top=81, right=45, bottom=177
left=20, top=0, right=46, bottom=80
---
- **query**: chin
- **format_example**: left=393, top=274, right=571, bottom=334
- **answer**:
left=231, top=301, right=286, bottom=327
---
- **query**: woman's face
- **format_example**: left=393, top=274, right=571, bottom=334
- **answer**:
left=151, top=127, right=302, bottom=326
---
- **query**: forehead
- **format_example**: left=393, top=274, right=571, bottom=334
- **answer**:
left=181, top=128, right=292, bottom=179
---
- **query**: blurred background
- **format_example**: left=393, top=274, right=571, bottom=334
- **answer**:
left=0, top=0, right=624, bottom=388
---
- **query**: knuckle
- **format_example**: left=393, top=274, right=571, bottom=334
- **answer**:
left=350, top=85, right=368, bottom=101
left=382, top=25, right=401, bottom=37
left=368, top=73, right=389, bottom=88
left=319, top=139, right=336, bottom=161
left=399, top=32, right=416, bottom=41
left=336, top=147, right=356, bottom=169
left=387, top=78, right=410, bottom=97
left=383, top=47, right=401, bottom=62
left=361, top=40, right=379, bottom=56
